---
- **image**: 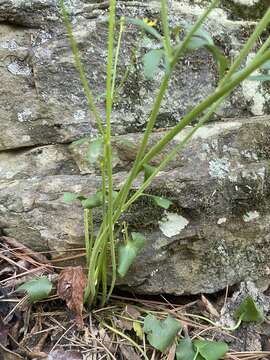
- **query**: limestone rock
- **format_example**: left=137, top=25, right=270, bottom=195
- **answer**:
left=0, top=117, right=269, bottom=294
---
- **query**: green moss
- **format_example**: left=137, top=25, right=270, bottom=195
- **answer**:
left=221, top=0, right=269, bottom=21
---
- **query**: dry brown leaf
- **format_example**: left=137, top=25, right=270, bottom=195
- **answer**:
left=201, top=294, right=219, bottom=318
left=124, top=305, right=140, bottom=320
left=57, top=266, right=87, bottom=328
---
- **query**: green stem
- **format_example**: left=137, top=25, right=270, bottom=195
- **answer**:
left=139, top=49, right=270, bottom=169
left=60, top=0, right=104, bottom=135
left=83, top=209, right=90, bottom=265
left=185, top=313, right=243, bottom=332
left=111, top=16, right=125, bottom=99
left=113, top=0, right=221, bottom=214
left=161, top=0, right=172, bottom=58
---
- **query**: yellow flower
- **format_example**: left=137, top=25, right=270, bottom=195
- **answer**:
left=143, top=18, right=157, bottom=27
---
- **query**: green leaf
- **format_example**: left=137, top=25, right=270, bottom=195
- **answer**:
left=206, top=45, right=228, bottom=78
left=143, top=163, right=156, bottom=182
left=117, top=232, right=145, bottom=277
left=126, top=18, right=162, bottom=40
left=152, top=195, right=173, bottom=209
left=260, top=59, right=270, bottom=70
left=234, top=296, right=264, bottom=322
left=63, top=192, right=86, bottom=203
left=143, top=49, right=164, bottom=79
left=17, top=276, right=52, bottom=302
left=248, top=74, right=270, bottom=81
left=183, top=24, right=228, bottom=78
left=112, top=190, right=119, bottom=200
left=87, top=138, right=103, bottom=164
left=143, top=314, right=181, bottom=352
left=81, top=192, right=103, bottom=209
left=63, top=192, right=78, bottom=202
left=194, top=340, right=228, bottom=360
left=176, top=338, right=197, bottom=360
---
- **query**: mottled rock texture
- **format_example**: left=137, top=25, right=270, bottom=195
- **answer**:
left=0, top=0, right=269, bottom=295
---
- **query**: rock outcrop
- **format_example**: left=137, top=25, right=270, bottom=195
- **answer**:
left=0, top=0, right=269, bottom=295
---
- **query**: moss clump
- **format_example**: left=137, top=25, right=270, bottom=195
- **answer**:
left=221, top=0, right=269, bottom=21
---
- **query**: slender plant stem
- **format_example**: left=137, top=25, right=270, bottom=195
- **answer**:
left=161, top=0, right=172, bottom=58
left=113, top=0, right=221, bottom=215
left=60, top=0, right=104, bottom=135
left=84, top=209, right=90, bottom=265
left=111, top=16, right=125, bottom=99
left=139, top=49, right=270, bottom=169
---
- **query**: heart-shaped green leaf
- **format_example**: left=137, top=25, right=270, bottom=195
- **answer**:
left=143, top=49, right=164, bottom=79
left=152, top=196, right=173, bottom=209
left=87, top=138, right=103, bottom=164
left=234, top=296, right=264, bottom=322
left=176, top=338, right=197, bottom=360
left=63, top=192, right=86, bottom=203
left=143, top=314, right=181, bottom=352
left=17, top=276, right=53, bottom=303
left=193, top=340, right=228, bottom=360
left=81, top=192, right=103, bottom=209
left=117, top=232, right=145, bottom=277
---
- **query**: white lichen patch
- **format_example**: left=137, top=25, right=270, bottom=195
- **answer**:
left=217, top=217, right=227, bottom=225
left=232, top=0, right=260, bottom=6
left=74, top=109, right=86, bottom=121
left=7, top=61, right=32, bottom=76
left=193, top=121, right=242, bottom=140
left=243, top=210, right=260, bottom=222
left=159, top=212, right=189, bottom=238
left=208, top=158, right=230, bottom=179
left=17, top=109, right=32, bottom=122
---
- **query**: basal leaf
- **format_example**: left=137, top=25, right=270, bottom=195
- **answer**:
left=194, top=340, right=228, bottom=360
left=63, top=192, right=86, bottom=204
left=176, top=338, right=197, bottom=360
left=186, top=37, right=209, bottom=50
left=234, top=296, right=264, bottom=322
left=143, top=314, right=181, bottom=352
left=87, top=138, right=103, bottom=164
left=81, top=192, right=103, bottom=209
left=17, top=276, right=52, bottom=302
left=143, top=49, right=164, bottom=79
left=63, top=192, right=78, bottom=202
left=126, top=18, right=162, bottom=40
left=143, top=163, right=156, bottom=182
left=117, top=232, right=145, bottom=277
left=152, top=196, right=173, bottom=209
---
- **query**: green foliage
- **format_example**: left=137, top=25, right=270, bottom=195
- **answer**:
left=234, top=296, right=264, bottom=322
left=176, top=337, right=228, bottom=360
left=117, top=232, right=145, bottom=277
left=63, top=192, right=86, bottom=202
left=81, top=192, right=103, bottom=209
left=184, top=25, right=228, bottom=77
left=176, top=338, right=197, bottom=360
left=143, top=49, right=164, bottom=79
left=62, top=0, right=270, bottom=307
left=17, top=276, right=52, bottom=302
left=87, top=138, right=103, bottom=164
left=193, top=340, right=228, bottom=360
left=143, top=314, right=181, bottom=352
left=151, top=195, right=172, bottom=209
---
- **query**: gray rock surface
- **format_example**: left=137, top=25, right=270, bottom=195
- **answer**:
left=0, top=0, right=270, bottom=295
